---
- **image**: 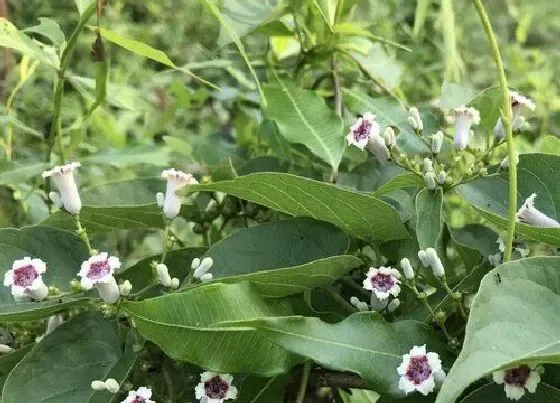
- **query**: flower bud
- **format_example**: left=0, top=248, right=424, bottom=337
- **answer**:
left=200, top=273, right=213, bottom=282
left=431, top=131, right=444, bottom=153
left=0, top=344, right=13, bottom=354
left=400, top=258, right=414, bottom=280
left=104, top=378, right=120, bottom=394
left=350, top=296, right=369, bottom=311
left=387, top=298, right=400, bottom=312
left=425, top=248, right=445, bottom=277
left=408, top=107, right=423, bottom=131
left=423, top=158, right=434, bottom=173
left=383, top=126, right=396, bottom=148
left=436, top=171, right=447, bottom=185
left=424, top=172, right=436, bottom=190
left=170, top=278, right=180, bottom=289
left=155, top=192, right=165, bottom=207
left=418, top=250, right=429, bottom=267
left=367, top=134, right=391, bottom=162
left=91, top=380, right=106, bottom=391
left=119, top=280, right=132, bottom=296
left=192, top=257, right=214, bottom=280
left=156, top=263, right=172, bottom=287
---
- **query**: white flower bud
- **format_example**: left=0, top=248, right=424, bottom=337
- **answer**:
left=418, top=250, right=430, bottom=267
left=46, top=314, right=63, bottom=335
left=104, top=378, right=120, bottom=394
left=436, top=171, right=447, bottom=185
left=383, top=126, right=396, bottom=148
left=42, top=162, right=82, bottom=214
left=423, top=158, right=434, bottom=173
left=431, top=131, right=444, bottom=153
left=91, top=380, right=106, bottom=391
left=119, top=280, right=132, bottom=296
left=387, top=298, right=400, bottom=312
left=350, top=296, right=369, bottom=311
left=200, top=273, right=213, bottom=282
left=408, top=107, right=423, bottom=131
left=170, top=278, right=180, bottom=289
left=0, top=344, right=13, bottom=354
left=193, top=257, right=214, bottom=279
left=425, top=248, right=445, bottom=277
left=191, top=257, right=201, bottom=270
left=516, top=193, right=560, bottom=228
left=400, top=258, right=414, bottom=280
left=408, top=116, right=418, bottom=130
left=367, top=135, right=391, bottom=162
left=424, top=172, right=437, bottom=190
left=96, top=276, right=120, bottom=304
left=155, top=192, right=165, bottom=208
left=156, top=263, right=173, bottom=287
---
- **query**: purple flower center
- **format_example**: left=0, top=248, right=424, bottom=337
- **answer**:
left=131, top=397, right=146, bottom=403
left=504, top=365, right=531, bottom=387
left=204, top=376, right=229, bottom=399
left=12, top=265, right=38, bottom=287
left=87, top=259, right=111, bottom=280
left=406, top=355, right=432, bottom=385
left=353, top=119, right=372, bottom=141
left=370, top=273, right=395, bottom=292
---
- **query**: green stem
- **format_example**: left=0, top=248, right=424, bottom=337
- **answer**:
left=160, top=223, right=171, bottom=264
left=409, top=283, right=454, bottom=344
left=471, top=0, right=516, bottom=262
left=440, top=277, right=468, bottom=320
left=46, top=3, right=96, bottom=164
left=74, top=214, right=93, bottom=255
left=296, top=361, right=312, bottom=403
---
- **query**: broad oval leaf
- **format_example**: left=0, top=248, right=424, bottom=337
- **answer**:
left=415, top=188, right=443, bottom=250
left=0, top=226, right=89, bottom=321
left=459, top=153, right=560, bottom=246
left=263, top=78, right=344, bottom=170
left=123, top=282, right=299, bottom=375
left=436, top=257, right=560, bottom=403
left=188, top=173, right=408, bottom=242
left=237, top=312, right=451, bottom=396
left=2, top=312, right=139, bottom=403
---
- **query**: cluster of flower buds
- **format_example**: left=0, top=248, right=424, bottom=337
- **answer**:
left=155, top=263, right=180, bottom=289
left=191, top=257, right=214, bottom=282
left=91, top=378, right=120, bottom=394
left=418, top=248, right=445, bottom=278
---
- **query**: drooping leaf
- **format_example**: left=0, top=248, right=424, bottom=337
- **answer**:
left=187, top=173, right=408, bottom=242
left=23, top=18, right=65, bottom=46
left=0, top=18, right=60, bottom=68
left=235, top=312, right=451, bottom=396
left=374, top=173, right=424, bottom=196
left=459, top=153, right=560, bottom=246
left=2, top=313, right=139, bottom=403
left=415, top=188, right=443, bottom=249
left=459, top=382, right=560, bottom=402
left=0, top=226, right=89, bottom=322
left=123, top=282, right=299, bottom=375
left=263, top=78, right=344, bottom=170
left=436, top=257, right=560, bottom=403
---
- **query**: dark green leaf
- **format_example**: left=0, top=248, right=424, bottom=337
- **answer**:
left=23, top=18, right=65, bottom=46
left=236, top=375, right=287, bottom=403
left=0, top=345, right=32, bottom=391
left=188, top=173, right=408, bottom=242
left=415, top=188, right=443, bottom=249
left=468, top=86, right=501, bottom=132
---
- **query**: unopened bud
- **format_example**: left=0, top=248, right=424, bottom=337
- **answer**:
left=423, top=158, right=434, bottom=173
left=387, top=298, right=400, bottom=312
left=104, top=378, right=120, bottom=394
left=424, top=172, right=436, bottom=190
left=400, top=258, right=414, bottom=280
left=437, top=171, right=447, bottom=185
left=431, top=131, right=444, bottom=153
left=418, top=250, right=430, bottom=267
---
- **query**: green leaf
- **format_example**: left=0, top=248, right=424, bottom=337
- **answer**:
left=74, top=0, right=95, bottom=14
left=440, top=82, right=478, bottom=109
left=3, top=313, right=139, bottom=403
left=23, top=18, right=65, bottom=46
left=334, top=23, right=411, bottom=52
left=352, top=44, right=403, bottom=89
left=123, top=282, right=299, bottom=375
left=237, top=376, right=287, bottom=403
left=537, top=135, right=560, bottom=156
left=203, top=217, right=350, bottom=276
left=187, top=173, right=408, bottom=242
left=374, top=173, right=424, bottom=196
left=468, top=86, right=501, bottom=131
left=0, top=162, right=48, bottom=185
left=312, top=0, right=337, bottom=30
left=237, top=312, right=450, bottom=396
left=82, top=146, right=172, bottom=167
left=162, top=136, right=193, bottom=157
left=263, top=78, right=344, bottom=170
left=0, top=115, right=42, bottom=138
left=436, top=257, right=560, bottom=403
left=459, top=382, right=560, bottom=403
left=0, top=226, right=89, bottom=321
left=459, top=153, right=560, bottom=246
left=0, top=345, right=32, bottom=391
left=415, top=188, right=443, bottom=250
left=448, top=224, right=499, bottom=259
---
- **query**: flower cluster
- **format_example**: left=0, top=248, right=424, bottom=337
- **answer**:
left=191, top=257, right=214, bottom=282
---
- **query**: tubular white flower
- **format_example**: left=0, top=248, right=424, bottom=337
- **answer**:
left=388, top=298, right=400, bottom=312
left=516, top=193, right=560, bottom=228
left=104, top=378, right=120, bottom=394
left=367, top=133, right=391, bottom=162
left=42, top=162, right=82, bottom=214
left=423, top=158, right=434, bottom=173
left=46, top=314, right=63, bottom=335
left=346, top=112, right=380, bottom=151
left=400, top=258, right=415, bottom=280
left=453, top=106, right=480, bottom=150
left=119, top=280, right=133, bottom=296
left=192, top=257, right=214, bottom=280
left=156, top=263, right=172, bottom=287
left=397, top=345, right=446, bottom=396
left=4, top=257, right=49, bottom=301
left=121, top=387, right=155, bottom=403
left=425, top=248, right=445, bottom=277
left=417, top=250, right=429, bottom=267
left=160, top=168, right=198, bottom=220
left=362, top=266, right=401, bottom=300
left=424, top=172, right=436, bottom=191
left=195, top=372, right=238, bottom=403
left=383, top=126, right=396, bottom=148
left=493, top=364, right=541, bottom=401
left=350, top=296, right=369, bottom=312
left=78, top=253, right=121, bottom=303
left=494, top=91, right=536, bottom=140
left=431, top=131, right=444, bottom=153
left=408, top=107, right=423, bottom=131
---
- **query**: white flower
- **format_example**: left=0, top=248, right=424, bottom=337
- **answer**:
left=453, top=106, right=480, bottom=150
left=4, top=257, right=49, bottom=301
left=367, top=134, right=391, bottom=162
left=383, top=126, right=396, bottom=148
left=160, top=168, right=198, bottom=220
left=493, top=364, right=542, bottom=401
left=424, top=172, right=436, bottom=190
left=346, top=112, right=380, bottom=150
left=400, top=258, right=415, bottom=280
left=195, top=372, right=238, bottom=403
left=397, top=345, right=446, bottom=396
left=42, top=162, right=82, bottom=214
left=494, top=91, right=536, bottom=140
left=417, top=250, right=430, bottom=267
left=408, top=107, right=423, bottom=131
left=388, top=298, right=400, bottom=312
left=423, top=158, right=434, bottom=173
left=104, top=378, right=120, bottom=394
left=78, top=253, right=121, bottom=304
left=350, top=296, right=369, bottom=311
left=119, top=280, right=133, bottom=296
left=362, top=266, right=401, bottom=300
left=46, top=314, right=63, bottom=335
left=156, top=263, right=172, bottom=287
left=192, top=257, right=214, bottom=281
left=516, top=193, right=560, bottom=228
left=425, top=248, right=445, bottom=277
left=121, top=387, right=155, bottom=403
left=431, top=131, right=444, bottom=153
left=436, top=171, right=447, bottom=185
